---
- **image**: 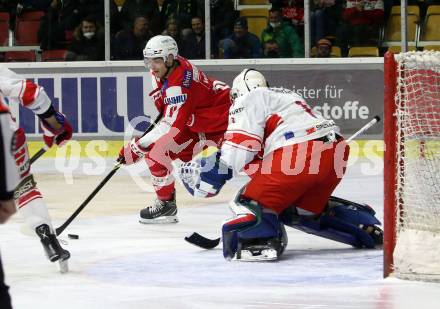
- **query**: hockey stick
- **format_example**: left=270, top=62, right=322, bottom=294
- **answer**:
left=185, top=115, right=382, bottom=249
left=55, top=113, right=163, bottom=236
left=346, top=115, right=380, bottom=143
left=30, top=146, right=49, bottom=164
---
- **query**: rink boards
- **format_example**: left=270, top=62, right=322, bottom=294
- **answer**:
left=4, top=58, right=384, bottom=139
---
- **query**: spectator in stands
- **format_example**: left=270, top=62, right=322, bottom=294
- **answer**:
left=180, top=16, right=205, bottom=59
left=208, top=0, right=238, bottom=57
left=261, top=7, right=304, bottom=58
left=271, top=0, right=304, bottom=28
left=338, top=0, right=384, bottom=56
left=121, top=0, right=176, bottom=35
left=148, top=0, right=173, bottom=35
left=310, top=0, right=344, bottom=45
left=38, top=0, right=83, bottom=50
left=112, top=15, right=153, bottom=60
left=165, top=0, right=197, bottom=34
left=65, top=16, right=104, bottom=61
left=77, top=0, right=120, bottom=35
left=120, top=0, right=154, bottom=31
left=220, top=17, right=262, bottom=59
left=162, top=18, right=184, bottom=51
left=263, top=39, right=280, bottom=58
left=316, top=38, right=332, bottom=57
left=16, top=0, right=52, bottom=12
left=38, top=0, right=66, bottom=50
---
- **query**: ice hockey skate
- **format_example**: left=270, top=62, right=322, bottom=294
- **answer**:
left=35, top=224, right=70, bottom=273
left=235, top=237, right=285, bottom=262
left=139, top=194, right=178, bottom=224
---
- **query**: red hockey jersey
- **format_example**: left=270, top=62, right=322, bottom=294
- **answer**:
left=139, top=56, right=231, bottom=148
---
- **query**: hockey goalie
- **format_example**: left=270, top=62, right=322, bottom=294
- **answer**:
left=180, top=69, right=383, bottom=261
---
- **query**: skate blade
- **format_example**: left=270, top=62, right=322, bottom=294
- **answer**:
left=58, top=259, right=69, bottom=274
left=237, top=249, right=279, bottom=262
left=139, top=216, right=178, bottom=224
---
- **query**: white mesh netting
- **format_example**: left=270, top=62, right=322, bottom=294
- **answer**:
left=393, top=51, right=440, bottom=281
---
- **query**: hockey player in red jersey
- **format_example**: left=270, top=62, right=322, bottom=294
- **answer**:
left=0, top=66, right=72, bottom=270
left=118, top=35, right=231, bottom=224
left=181, top=69, right=383, bottom=261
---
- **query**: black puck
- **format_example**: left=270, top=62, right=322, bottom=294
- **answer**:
left=68, top=233, right=79, bottom=239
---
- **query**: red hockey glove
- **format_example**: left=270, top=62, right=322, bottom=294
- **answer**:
left=40, top=111, right=73, bottom=148
left=118, top=137, right=148, bottom=165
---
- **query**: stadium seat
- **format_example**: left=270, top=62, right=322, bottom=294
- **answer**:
left=390, top=5, right=420, bottom=18
left=114, top=0, right=126, bottom=6
left=245, top=16, right=268, bottom=37
left=14, top=11, right=44, bottom=45
left=419, top=5, right=440, bottom=45
left=383, top=6, right=419, bottom=46
left=240, top=9, right=269, bottom=38
left=348, top=47, right=379, bottom=57
left=387, top=46, right=417, bottom=53
left=4, top=51, right=36, bottom=62
left=0, top=12, right=9, bottom=46
left=423, top=45, right=440, bottom=51
left=42, top=49, right=67, bottom=61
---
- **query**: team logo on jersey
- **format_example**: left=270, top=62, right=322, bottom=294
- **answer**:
left=164, top=94, right=187, bottom=105
left=182, top=70, right=192, bottom=88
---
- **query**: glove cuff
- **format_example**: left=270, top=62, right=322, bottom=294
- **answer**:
left=130, top=138, right=148, bottom=157
left=37, top=105, right=56, bottom=119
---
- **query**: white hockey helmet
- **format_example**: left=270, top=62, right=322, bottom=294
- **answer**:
left=230, top=69, right=268, bottom=101
left=143, top=35, right=178, bottom=64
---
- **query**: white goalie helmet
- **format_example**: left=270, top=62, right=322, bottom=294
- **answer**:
left=230, top=69, right=268, bottom=101
left=143, top=35, right=178, bottom=64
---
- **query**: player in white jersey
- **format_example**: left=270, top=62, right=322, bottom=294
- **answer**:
left=182, top=69, right=383, bottom=261
left=0, top=104, right=19, bottom=308
left=0, top=66, right=72, bottom=269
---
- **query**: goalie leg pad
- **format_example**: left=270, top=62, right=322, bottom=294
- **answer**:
left=237, top=212, right=287, bottom=261
left=281, top=196, right=382, bottom=248
left=222, top=212, right=287, bottom=261
left=326, top=196, right=381, bottom=226
left=222, top=193, right=261, bottom=260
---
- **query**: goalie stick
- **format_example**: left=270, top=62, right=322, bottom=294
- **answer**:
left=55, top=113, right=163, bottom=236
left=185, top=115, right=381, bottom=250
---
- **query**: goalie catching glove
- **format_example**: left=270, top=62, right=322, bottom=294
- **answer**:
left=180, top=151, right=233, bottom=198
left=118, top=137, right=149, bottom=165
left=39, top=107, right=73, bottom=148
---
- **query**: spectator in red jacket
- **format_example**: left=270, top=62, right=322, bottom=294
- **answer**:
left=338, top=0, right=384, bottom=56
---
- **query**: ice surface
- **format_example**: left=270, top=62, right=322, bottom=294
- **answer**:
left=1, top=158, right=439, bottom=309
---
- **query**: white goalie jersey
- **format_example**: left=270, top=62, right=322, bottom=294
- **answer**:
left=220, top=87, right=339, bottom=172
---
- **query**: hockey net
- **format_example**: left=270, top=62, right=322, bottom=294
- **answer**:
left=384, top=51, right=440, bottom=281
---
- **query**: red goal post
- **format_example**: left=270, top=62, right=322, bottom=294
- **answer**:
left=384, top=51, right=440, bottom=281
